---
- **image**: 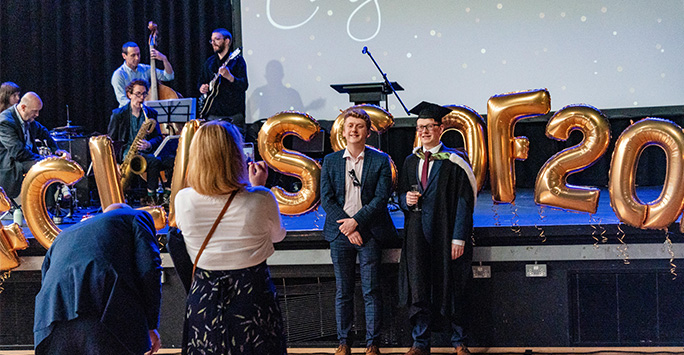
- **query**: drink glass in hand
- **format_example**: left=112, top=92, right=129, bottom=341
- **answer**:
left=410, top=184, right=422, bottom=212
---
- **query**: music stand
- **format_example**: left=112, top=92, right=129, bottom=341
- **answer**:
left=145, top=98, right=196, bottom=135
left=330, top=82, right=403, bottom=109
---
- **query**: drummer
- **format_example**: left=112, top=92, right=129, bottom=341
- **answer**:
left=0, top=92, right=71, bottom=200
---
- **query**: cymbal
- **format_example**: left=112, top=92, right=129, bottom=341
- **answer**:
left=53, top=125, right=84, bottom=132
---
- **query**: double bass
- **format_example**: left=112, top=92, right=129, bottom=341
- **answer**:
left=146, top=21, right=181, bottom=101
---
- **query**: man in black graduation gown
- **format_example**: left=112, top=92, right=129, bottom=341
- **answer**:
left=397, top=102, right=478, bottom=355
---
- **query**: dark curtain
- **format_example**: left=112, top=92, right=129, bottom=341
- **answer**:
left=0, top=0, right=233, bottom=135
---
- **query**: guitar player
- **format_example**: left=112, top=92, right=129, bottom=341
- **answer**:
left=198, top=28, right=248, bottom=133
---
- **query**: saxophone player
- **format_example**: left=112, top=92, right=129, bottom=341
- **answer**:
left=108, top=79, right=174, bottom=206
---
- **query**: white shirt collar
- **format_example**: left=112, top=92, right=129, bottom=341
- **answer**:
left=343, top=148, right=365, bottom=162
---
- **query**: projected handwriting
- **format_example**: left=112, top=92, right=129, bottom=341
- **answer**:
left=347, top=0, right=381, bottom=42
left=266, top=0, right=382, bottom=42
left=266, top=0, right=319, bottom=30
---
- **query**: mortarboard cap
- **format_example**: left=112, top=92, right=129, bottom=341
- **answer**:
left=409, top=101, right=452, bottom=123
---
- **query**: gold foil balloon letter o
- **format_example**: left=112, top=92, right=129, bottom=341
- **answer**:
left=534, top=105, right=610, bottom=214
left=442, top=105, right=488, bottom=192
left=331, top=104, right=398, bottom=190
left=258, top=111, right=322, bottom=215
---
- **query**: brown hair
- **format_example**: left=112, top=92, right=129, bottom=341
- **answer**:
left=186, top=121, right=247, bottom=195
left=343, top=107, right=371, bottom=130
left=125, top=79, right=149, bottom=94
left=0, top=82, right=20, bottom=112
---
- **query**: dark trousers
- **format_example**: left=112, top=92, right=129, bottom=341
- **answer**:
left=142, top=153, right=174, bottom=192
left=407, top=227, right=467, bottom=349
left=35, top=316, right=135, bottom=355
left=330, top=235, right=382, bottom=347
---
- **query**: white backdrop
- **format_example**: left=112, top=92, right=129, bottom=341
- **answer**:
left=242, top=0, right=684, bottom=123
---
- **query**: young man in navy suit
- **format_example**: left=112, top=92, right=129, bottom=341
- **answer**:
left=321, top=108, right=397, bottom=355
left=398, top=102, right=478, bottom=355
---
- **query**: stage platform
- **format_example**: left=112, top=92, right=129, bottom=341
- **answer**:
left=3, top=187, right=683, bottom=350
left=10, top=186, right=681, bottom=262
left=2, top=346, right=684, bottom=354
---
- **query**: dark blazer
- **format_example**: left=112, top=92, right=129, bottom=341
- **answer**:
left=320, top=146, right=398, bottom=243
left=399, top=146, right=467, bottom=242
left=0, top=106, right=57, bottom=198
left=33, top=208, right=162, bottom=354
left=107, top=103, right=163, bottom=162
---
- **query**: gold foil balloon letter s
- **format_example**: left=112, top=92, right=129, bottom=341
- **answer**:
left=258, top=111, right=322, bottom=215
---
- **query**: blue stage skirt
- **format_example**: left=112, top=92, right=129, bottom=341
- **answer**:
left=185, top=261, right=286, bottom=354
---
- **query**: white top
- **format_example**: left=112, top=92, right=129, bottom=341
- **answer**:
left=342, top=148, right=364, bottom=217
left=175, top=186, right=286, bottom=271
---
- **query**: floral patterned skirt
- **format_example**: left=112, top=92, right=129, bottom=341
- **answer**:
left=185, top=261, right=286, bottom=355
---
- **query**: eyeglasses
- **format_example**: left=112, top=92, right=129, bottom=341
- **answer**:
left=209, top=38, right=225, bottom=44
left=416, top=123, right=441, bottom=132
left=348, top=169, right=361, bottom=187
left=132, top=91, right=148, bottom=98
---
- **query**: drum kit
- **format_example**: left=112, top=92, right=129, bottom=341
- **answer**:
left=47, top=117, right=86, bottom=223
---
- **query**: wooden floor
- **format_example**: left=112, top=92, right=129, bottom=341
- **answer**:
left=2, top=347, right=684, bottom=354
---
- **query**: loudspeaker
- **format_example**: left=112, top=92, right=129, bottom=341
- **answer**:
left=55, top=137, right=91, bottom=206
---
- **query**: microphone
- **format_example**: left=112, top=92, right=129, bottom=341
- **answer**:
left=362, top=46, right=368, bottom=54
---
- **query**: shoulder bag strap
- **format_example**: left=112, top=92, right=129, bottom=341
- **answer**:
left=191, top=189, right=239, bottom=281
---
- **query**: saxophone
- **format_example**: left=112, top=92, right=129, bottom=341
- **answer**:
left=121, top=109, right=156, bottom=190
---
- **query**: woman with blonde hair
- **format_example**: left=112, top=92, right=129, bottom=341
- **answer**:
left=0, top=82, right=20, bottom=112
left=174, top=120, right=287, bottom=354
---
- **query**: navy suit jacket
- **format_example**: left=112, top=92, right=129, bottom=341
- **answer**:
left=33, top=208, right=162, bottom=354
left=0, top=106, right=58, bottom=198
left=399, top=145, right=466, bottom=242
left=320, top=146, right=397, bottom=243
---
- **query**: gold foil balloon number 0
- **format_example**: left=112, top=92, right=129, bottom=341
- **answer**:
left=609, top=118, right=684, bottom=229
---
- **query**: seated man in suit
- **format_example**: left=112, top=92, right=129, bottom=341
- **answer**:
left=0, top=92, right=70, bottom=200
left=33, top=203, right=162, bottom=355
left=108, top=79, right=174, bottom=206
left=320, top=108, right=397, bottom=355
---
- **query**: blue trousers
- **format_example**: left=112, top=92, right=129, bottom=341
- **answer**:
left=330, top=236, right=382, bottom=347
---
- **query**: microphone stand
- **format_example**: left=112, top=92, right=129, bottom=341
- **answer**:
left=362, top=47, right=410, bottom=115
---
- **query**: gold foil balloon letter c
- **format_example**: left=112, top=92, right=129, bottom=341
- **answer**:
left=258, top=111, right=322, bottom=215
left=21, top=157, right=84, bottom=249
